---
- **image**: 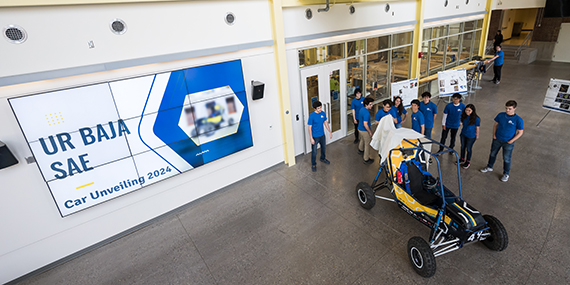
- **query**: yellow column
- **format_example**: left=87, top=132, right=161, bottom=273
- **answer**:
left=479, top=0, right=494, bottom=57
left=270, top=0, right=296, bottom=166
left=410, top=0, right=425, bottom=81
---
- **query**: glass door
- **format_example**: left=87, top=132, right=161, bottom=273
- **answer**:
left=300, top=61, right=347, bottom=154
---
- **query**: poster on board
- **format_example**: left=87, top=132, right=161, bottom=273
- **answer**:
left=543, top=78, right=570, bottom=114
left=9, top=60, right=253, bottom=217
left=437, top=69, right=468, bottom=97
left=391, top=78, right=418, bottom=108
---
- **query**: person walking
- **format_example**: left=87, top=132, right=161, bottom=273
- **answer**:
left=493, top=30, right=503, bottom=49
left=410, top=99, right=425, bottom=135
left=419, top=92, right=437, bottom=139
left=391, top=96, right=407, bottom=128
left=438, top=93, right=465, bottom=153
left=358, top=97, right=375, bottom=164
left=487, top=45, right=504, bottom=84
left=458, top=104, right=480, bottom=169
left=350, top=88, right=365, bottom=144
left=308, top=100, right=332, bottom=172
left=480, top=100, right=524, bottom=182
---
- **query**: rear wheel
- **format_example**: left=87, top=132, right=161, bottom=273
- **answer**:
left=356, top=182, right=375, bottom=209
left=407, top=236, right=436, bottom=278
left=482, top=215, right=508, bottom=251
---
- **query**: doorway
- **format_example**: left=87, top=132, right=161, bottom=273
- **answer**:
left=300, top=61, right=347, bottom=154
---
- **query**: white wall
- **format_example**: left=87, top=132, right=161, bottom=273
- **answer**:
left=424, top=0, right=487, bottom=21
left=514, top=8, right=538, bottom=30
left=0, top=1, right=286, bottom=283
left=553, top=23, right=570, bottom=63
left=501, top=9, right=516, bottom=39
left=493, top=0, right=546, bottom=10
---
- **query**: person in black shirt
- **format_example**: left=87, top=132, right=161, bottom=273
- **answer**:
left=493, top=30, right=503, bottom=49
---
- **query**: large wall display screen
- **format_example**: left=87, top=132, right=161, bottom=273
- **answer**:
left=9, top=60, right=253, bottom=217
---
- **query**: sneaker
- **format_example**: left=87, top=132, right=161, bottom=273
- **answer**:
left=358, top=149, right=364, bottom=155
left=489, top=79, right=496, bottom=83
left=501, top=174, right=509, bottom=182
left=320, top=158, right=330, bottom=164
left=480, top=166, right=493, bottom=173
left=312, top=165, right=317, bottom=172
left=364, top=158, right=374, bottom=165
left=462, top=161, right=471, bottom=169
left=455, top=158, right=465, bottom=165
left=495, top=81, right=500, bottom=85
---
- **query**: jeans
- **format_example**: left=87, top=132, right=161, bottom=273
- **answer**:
left=395, top=123, right=402, bottom=129
left=353, top=120, right=359, bottom=140
left=493, top=64, right=503, bottom=82
left=486, top=138, right=515, bottom=175
left=311, top=135, right=326, bottom=166
left=460, top=134, right=477, bottom=161
left=424, top=128, right=433, bottom=140
left=439, top=127, right=459, bottom=150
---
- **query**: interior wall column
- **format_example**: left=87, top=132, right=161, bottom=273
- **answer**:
left=479, top=0, right=494, bottom=56
left=410, top=0, right=425, bottom=81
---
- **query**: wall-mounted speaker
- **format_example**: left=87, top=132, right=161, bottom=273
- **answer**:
left=0, top=141, right=18, bottom=169
left=252, top=81, right=265, bottom=100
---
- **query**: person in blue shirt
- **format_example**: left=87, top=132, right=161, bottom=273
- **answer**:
left=358, top=97, right=375, bottom=164
left=481, top=100, right=524, bottom=182
left=458, top=104, right=480, bottom=169
left=374, top=99, right=397, bottom=125
left=410, top=99, right=425, bottom=134
left=350, top=88, right=365, bottom=144
left=419, top=92, right=437, bottom=139
left=486, top=45, right=504, bottom=84
left=308, top=100, right=332, bottom=172
left=438, top=93, right=465, bottom=153
left=391, top=96, right=407, bottom=128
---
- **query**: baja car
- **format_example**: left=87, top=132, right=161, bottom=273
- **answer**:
left=356, top=122, right=508, bottom=278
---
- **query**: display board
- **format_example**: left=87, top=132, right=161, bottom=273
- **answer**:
left=543, top=78, right=570, bottom=113
left=391, top=78, right=418, bottom=108
left=437, top=69, right=468, bottom=97
left=9, top=60, right=253, bottom=217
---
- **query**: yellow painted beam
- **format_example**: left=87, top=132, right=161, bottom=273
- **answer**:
left=479, top=0, right=494, bottom=57
left=410, top=0, right=425, bottom=80
left=269, top=0, right=296, bottom=166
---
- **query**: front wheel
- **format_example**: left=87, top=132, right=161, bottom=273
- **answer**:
left=407, top=236, right=436, bottom=277
left=482, top=215, right=508, bottom=251
left=356, top=182, right=375, bottom=209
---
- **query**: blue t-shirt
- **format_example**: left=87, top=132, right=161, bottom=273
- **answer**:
left=351, top=97, right=365, bottom=119
left=375, top=108, right=395, bottom=122
left=358, top=107, right=371, bottom=132
left=411, top=111, right=425, bottom=133
left=461, top=116, right=480, bottom=139
left=391, top=106, right=408, bottom=124
left=495, top=50, right=505, bottom=66
left=308, top=111, right=327, bottom=137
left=495, top=112, right=524, bottom=142
left=419, top=101, right=437, bottom=129
left=443, top=102, right=465, bottom=129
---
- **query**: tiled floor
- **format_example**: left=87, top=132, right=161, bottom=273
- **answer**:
left=15, top=61, right=570, bottom=284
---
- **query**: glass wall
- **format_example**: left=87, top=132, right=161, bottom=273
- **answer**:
left=420, top=19, right=485, bottom=78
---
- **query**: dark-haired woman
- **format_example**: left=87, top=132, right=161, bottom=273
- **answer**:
left=458, top=104, right=480, bottom=169
left=391, top=96, right=407, bottom=128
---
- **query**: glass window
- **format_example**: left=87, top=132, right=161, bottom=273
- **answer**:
left=391, top=46, right=411, bottom=82
left=347, top=40, right=365, bottom=57
left=393, top=31, right=413, bottom=47
left=449, top=22, right=462, bottom=35
left=464, top=20, right=476, bottom=32
left=298, top=43, right=345, bottom=67
left=420, top=41, right=430, bottom=78
left=329, top=70, right=341, bottom=133
left=446, top=35, right=460, bottom=68
left=429, top=38, right=446, bottom=75
left=366, top=51, right=389, bottom=101
left=423, top=28, right=432, bottom=41
left=367, top=36, right=390, bottom=53
left=346, top=56, right=365, bottom=133
left=432, top=25, right=447, bottom=39
left=476, top=19, right=483, bottom=30
left=473, top=30, right=482, bottom=57
left=460, top=33, right=472, bottom=63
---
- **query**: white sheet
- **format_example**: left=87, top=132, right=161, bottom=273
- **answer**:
left=370, top=115, right=424, bottom=164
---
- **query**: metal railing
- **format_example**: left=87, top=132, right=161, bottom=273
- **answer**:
left=515, top=31, right=533, bottom=58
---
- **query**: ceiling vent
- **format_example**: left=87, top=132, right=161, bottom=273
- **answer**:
left=110, top=19, right=127, bottom=35
left=3, top=25, right=27, bottom=44
left=225, top=12, right=236, bottom=25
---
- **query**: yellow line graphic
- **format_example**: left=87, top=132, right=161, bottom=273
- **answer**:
left=76, top=182, right=94, bottom=190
